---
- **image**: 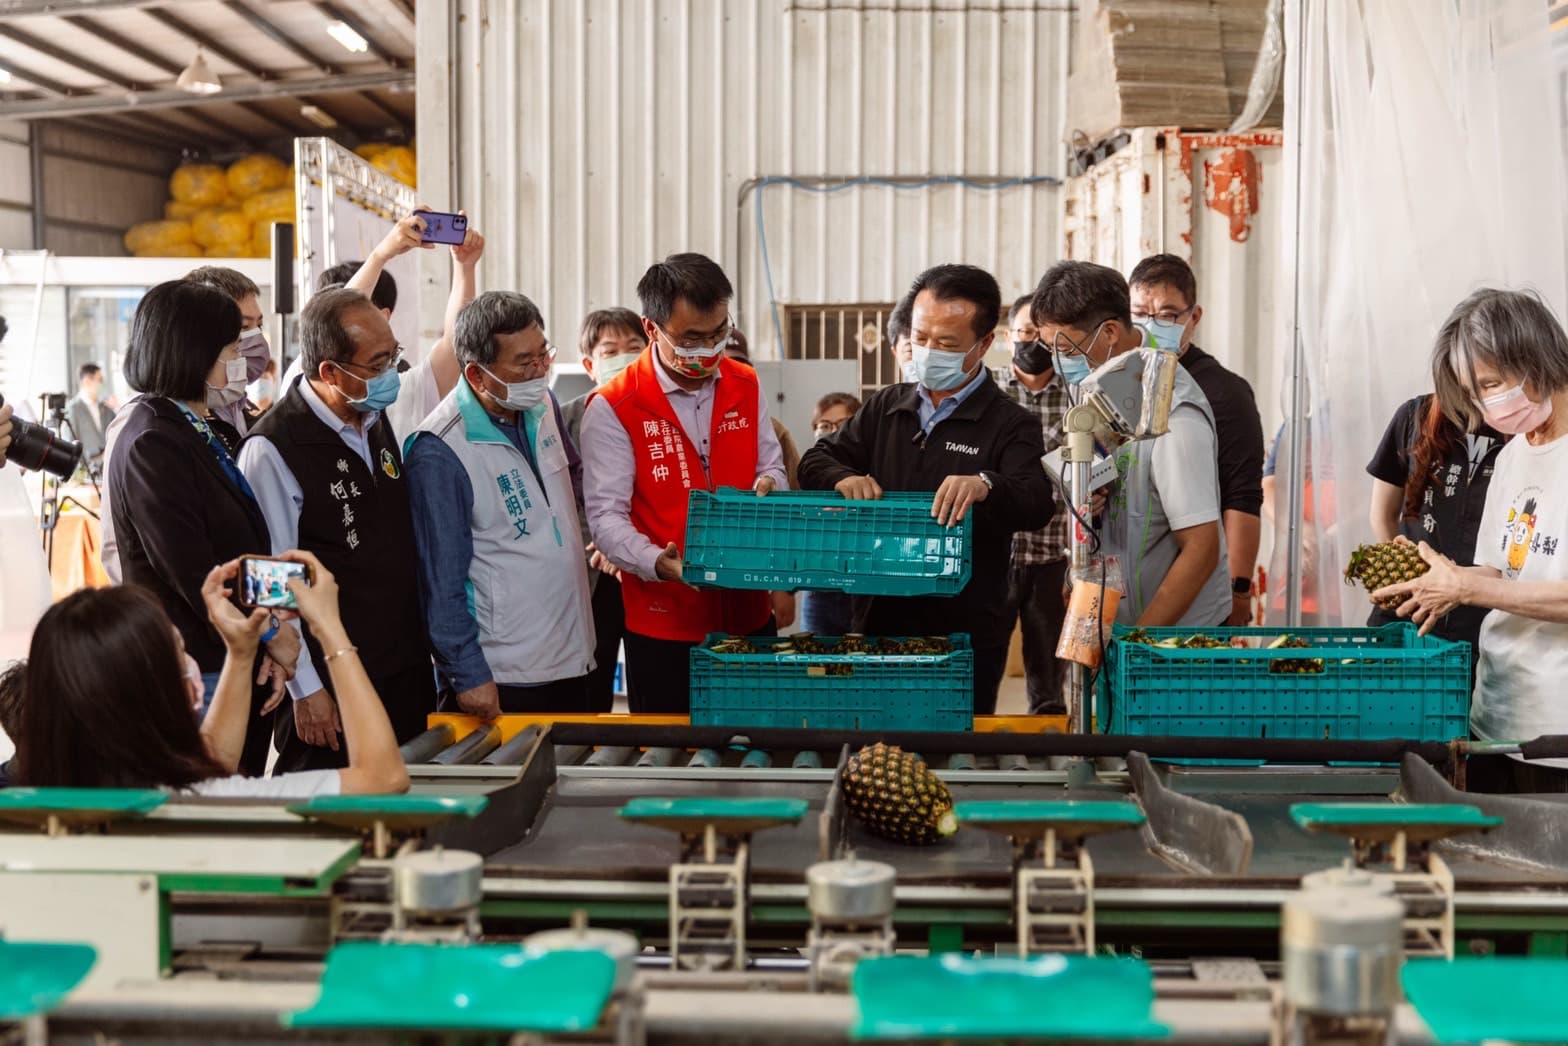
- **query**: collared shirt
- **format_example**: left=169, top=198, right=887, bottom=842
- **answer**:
left=915, top=366, right=988, bottom=436
left=237, top=379, right=382, bottom=701
left=1006, top=374, right=1071, bottom=565
left=580, top=351, right=788, bottom=581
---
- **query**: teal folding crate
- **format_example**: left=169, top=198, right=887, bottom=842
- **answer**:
left=681, top=488, right=971, bottom=595
left=689, top=633, right=974, bottom=731
left=1095, top=623, right=1469, bottom=742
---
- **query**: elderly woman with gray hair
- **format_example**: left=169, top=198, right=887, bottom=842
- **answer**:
left=1378, top=289, right=1568, bottom=792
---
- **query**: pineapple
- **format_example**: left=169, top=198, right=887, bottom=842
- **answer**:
left=843, top=742, right=957, bottom=846
left=1268, top=634, right=1324, bottom=675
left=1344, top=542, right=1429, bottom=610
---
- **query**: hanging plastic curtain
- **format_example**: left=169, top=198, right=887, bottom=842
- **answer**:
left=1270, top=0, right=1567, bottom=626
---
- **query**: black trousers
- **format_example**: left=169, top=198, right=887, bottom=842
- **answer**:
left=497, top=675, right=596, bottom=714
left=1466, top=753, right=1568, bottom=794
left=583, top=575, right=626, bottom=713
left=1002, top=560, right=1070, bottom=715
left=273, top=661, right=437, bottom=774
left=972, top=644, right=1008, bottom=717
left=624, top=618, right=778, bottom=715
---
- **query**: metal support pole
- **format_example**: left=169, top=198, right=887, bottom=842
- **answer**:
left=28, top=122, right=45, bottom=249
left=1282, top=0, right=1310, bottom=627
left=1062, top=408, right=1099, bottom=734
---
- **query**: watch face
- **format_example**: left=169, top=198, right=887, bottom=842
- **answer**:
left=1231, top=577, right=1252, bottom=594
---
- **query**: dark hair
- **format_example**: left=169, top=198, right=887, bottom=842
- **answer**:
left=319, top=261, right=397, bottom=313
left=1433, top=288, right=1568, bottom=431
left=577, top=307, right=646, bottom=358
left=887, top=292, right=914, bottom=346
left=637, top=253, right=732, bottom=327
left=124, top=280, right=241, bottom=401
left=1405, top=395, right=1460, bottom=518
left=1009, top=294, right=1035, bottom=326
left=184, top=265, right=260, bottom=303
left=814, top=391, right=862, bottom=422
left=455, top=291, right=546, bottom=367
left=15, top=586, right=224, bottom=789
left=907, top=264, right=1001, bottom=339
left=1128, top=253, right=1198, bottom=308
left=78, top=362, right=102, bottom=382
left=0, top=661, right=24, bottom=739
left=301, top=287, right=379, bottom=376
left=1030, top=260, right=1133, bottom=331
left=725, top=327, right=751, bottom=363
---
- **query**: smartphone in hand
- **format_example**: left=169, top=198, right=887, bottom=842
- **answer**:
left=238, top=556, right=313, bottom=610
left=418, top=210, right=468, bottom=246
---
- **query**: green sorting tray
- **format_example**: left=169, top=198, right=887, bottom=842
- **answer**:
left=0, top=942, right=96, bottom=1020
left=286, top=942, right=616, bottom=1032
left=1403, top=958, right=1568, bottom=1043
left=0, top=788, right=166, bottom=829
left=682, top=488, right=972, bottom=595
left=852, top=953, right=1166, bottom=1040
left=955, top=800, right=1146, bottom=840
left=1291, top=803, right=1502, bottom=841
left=619, top=797, right=809, bottom=834
left=287, top=793, right=489, bottom=831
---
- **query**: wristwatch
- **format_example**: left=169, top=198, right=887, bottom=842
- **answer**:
left=260, top=613, right=281, bottom=644
left=1231, top=577, right=1252, bottom=596
left=977, top=471, right=995, bottom=491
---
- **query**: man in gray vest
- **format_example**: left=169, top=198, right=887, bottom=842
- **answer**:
left=405, top=292, right=596, bottom=717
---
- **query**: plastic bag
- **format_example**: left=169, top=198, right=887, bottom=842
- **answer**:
left=226, top=153, right=289, bottom=199
left=242, top=187, right=295, bottom=224
left=164, top=200, right=201, bottom=220
left=124, top=219, right=195, bottom=254
left=192, top=208, right=251, bottom=249
left=169, top=164, right=229, bottom=207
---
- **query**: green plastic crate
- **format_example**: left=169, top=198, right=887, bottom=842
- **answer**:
left=1095, top=623, right=1470, bottom=742
left=681, top=488, right=971, bottom=595
left=689, top=633, right=974, bottom=731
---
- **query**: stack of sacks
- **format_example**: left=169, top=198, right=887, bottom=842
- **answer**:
left=356, top=142, right=417, bottom=188
left=124, top=154, right=298, bottom=258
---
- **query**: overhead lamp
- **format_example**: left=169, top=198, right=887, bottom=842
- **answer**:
left=0, top=69, right=12, bottom=85
left=300, top=104, right=337, bottom=129
left=325, top=20, right=368, bottom=54
left=176, top=50, right=221, bottom=95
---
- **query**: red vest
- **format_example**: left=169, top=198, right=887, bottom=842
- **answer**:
left=598, top=351, right=772, bottom=641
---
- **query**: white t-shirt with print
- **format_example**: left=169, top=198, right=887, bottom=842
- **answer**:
left=1471, top=432, right=1568, bottom=764
left=183, top=769, right=342, bottom=799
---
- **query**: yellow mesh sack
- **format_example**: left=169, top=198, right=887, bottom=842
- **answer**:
left=370, top=145, right=416, bottom=187
left=134, top=244, right=205, bottom=258
left=169, top=165, right=229, bottom=207
left=123, top=219, right=195, bottom=254
left=242, top=187, right=295, bottom=224
left=226, top=153, right=290, bottom=199
left=164, top=200, right=202, bottom=220
left=192, top=209, right=252, bottom=249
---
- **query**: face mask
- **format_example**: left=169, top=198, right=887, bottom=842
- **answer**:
left=339, top=364, right=402, bottom=413
left=1053, top=323, right=1108, bottom=387
left=911, top=343, right=979, bottom=392
left=249, top=377, right=277, bottom=402
left=206, top=357, right=248, bottom=407
left=1135, top=316, right=1187, bottom=352
left=238, top=327, right=271, bottom=382
left=1012, top=339, right=1052, bottom=376
left=594, top=352, right=637, bottom=387
left=1479, top=383, right=1554, bottom=435
left=668, top=342, right=724, bottom=379
left=898, top=358, right=920, bottom=384
left=482, top=366, right=548, bottom=411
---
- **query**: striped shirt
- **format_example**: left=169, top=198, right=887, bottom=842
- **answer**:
left=1007, top=375, right=1070, bottom=565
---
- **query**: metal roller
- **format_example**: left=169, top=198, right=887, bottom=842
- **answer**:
left=806, top=859, right=897, bottom=925
left=554, top=744, right=589, bottom=765
left=998, top=753, right=1031, bottom=772
left=741, top=749, right=772, bottom=769
left=432, top=724, right=501, bottom=765
left=637, top=747, right=680, bottom=768
left=688, top=748, right=722, bottom=768
left=394, top=849, right=483, bottom=914
left=585, top=745, right=636, bottom=767
left=947, top=753, right=976, bottom=772
left=792, top=750, right=821, bottom=770
left=1282, top=884, right=1403, bottom=1016
left=399, top=724, right=457, bottom=763
left=480, top=726, right=540, bottom=766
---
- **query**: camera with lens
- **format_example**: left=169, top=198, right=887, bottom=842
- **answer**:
left=0, top=392, right=83, bottom=480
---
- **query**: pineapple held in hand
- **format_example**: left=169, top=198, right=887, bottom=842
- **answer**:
left=843, top=742, right=957, bottom=846
left=1344, top=541, right=1429, bottom=610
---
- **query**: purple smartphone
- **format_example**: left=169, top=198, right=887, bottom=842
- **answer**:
left=419, top=210, right=468, bottom=246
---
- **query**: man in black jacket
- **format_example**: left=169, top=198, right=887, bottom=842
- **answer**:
left=798, top=264, right=1055, bottom=714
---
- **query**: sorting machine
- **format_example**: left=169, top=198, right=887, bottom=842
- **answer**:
left=7, top=715, right=1568, bottom=1044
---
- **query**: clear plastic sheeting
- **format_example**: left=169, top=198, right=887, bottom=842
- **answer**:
left=1271, top=0, right=1568, bottom=626
left=1229, top=0, right=1286, bottom=134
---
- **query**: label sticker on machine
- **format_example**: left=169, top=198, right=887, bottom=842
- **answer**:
left=705, top=570, right=717, bottom=581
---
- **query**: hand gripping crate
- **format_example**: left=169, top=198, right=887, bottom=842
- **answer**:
left=1095, top=623, right=1470, bottom=741
left=681, top=488, right=971, bottom=595
left=689, top=633, right=974, bottom=731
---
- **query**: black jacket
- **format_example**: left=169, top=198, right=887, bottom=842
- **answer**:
left=797, top=375, right=1055, bottom=648
left=108, top=397, right=273, bottom=671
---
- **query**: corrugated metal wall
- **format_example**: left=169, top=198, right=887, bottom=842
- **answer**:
left=416, top=0, right=1070, bottom=358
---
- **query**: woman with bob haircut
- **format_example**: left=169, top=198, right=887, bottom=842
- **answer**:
left=107, top=280, right=299, bottom=774
left=1378, top=288, right=1568, bottom=792
left=13, top=552, right=408, bottom=798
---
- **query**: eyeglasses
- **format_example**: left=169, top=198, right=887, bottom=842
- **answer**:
left=339, top=347, right=405, bottom=378
left=654, top=317, right=733, bottom=353
left=1009, top=326, right=1040, bottom=342
left=814, top=419, right=847, bottom=437
left=1130, top=306, right=1194, bottom=326
left=513, top=342, right=558, bottom=375
left=1049, top=324, right=1106, bottom=357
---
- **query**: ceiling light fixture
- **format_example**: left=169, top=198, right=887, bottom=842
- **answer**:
left=176, top=50, right=221, bottom=95
left=300, top=104, right=337, bottom=129
left=0, top=69, right=12, bottom=85
left=325, top=20, right=368, bottom=54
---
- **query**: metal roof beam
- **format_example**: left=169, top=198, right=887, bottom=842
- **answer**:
left=383, top=0, right=415, bottom=26
left=222, top=0, right=339, bottom=76
left=355, top=91, right=406, bottom=132
left=0, top=1, right=167, bottom=12
left=0, top=21, right=146, bottom=90
left=0, top=69, right=414, bottom=117
left=313, top=1, right=404, bottom=69
left=0, top=53, right=71, bottom=95
left=63, top=115, right=176, bottom=151
left=142, top=6, right=271, bottom=81
left=61, top=14, right=182, bottom=75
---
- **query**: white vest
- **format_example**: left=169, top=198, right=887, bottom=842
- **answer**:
left=414, top=382, right=595, bottom=686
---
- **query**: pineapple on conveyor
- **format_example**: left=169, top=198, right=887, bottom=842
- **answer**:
left=843, top=742, right=957, bottom=846
left=1344, top=541, right=1430, bottom=610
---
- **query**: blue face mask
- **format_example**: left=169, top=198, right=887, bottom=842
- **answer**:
left=342, top=365, right=401, bottom=413
left=1136, top=316, right=1187, bottom=352
left=1055, top=352, right=1092, bottom=387
left=911, top=343, right=978, bottom=392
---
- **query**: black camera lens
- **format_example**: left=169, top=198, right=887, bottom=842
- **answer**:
left=0, top=394, right=83, bottom=480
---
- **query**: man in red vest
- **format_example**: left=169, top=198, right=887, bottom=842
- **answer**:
left=579, top=253, right=788, bottom=713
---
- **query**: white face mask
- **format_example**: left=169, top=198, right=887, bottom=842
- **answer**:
left=481, top=366, right=548, bottom=411
left=594, top=352, right=637, bottom=387
left=899, top=358, right=920, bottom=384
left=206, top=357, right=248, bottom=407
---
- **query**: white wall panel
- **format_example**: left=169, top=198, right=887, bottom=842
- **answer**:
left=418, top=0, right=1069, bottom=359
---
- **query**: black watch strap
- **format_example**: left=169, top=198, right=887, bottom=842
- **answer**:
left=1231, top=576, right=1253, bottom=595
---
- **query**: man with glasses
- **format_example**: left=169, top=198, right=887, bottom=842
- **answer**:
left=580, top=252, right=788, bottom=714
left=406, top=291, right=595, bottom=717
left=798, top=264, right=1054, bottom=715
left=1001, top=293, right=1071, bottom=715
left=1033, top=260, right=1230, bottom=629
left=239, top=287, right=436, bottom=772
left=1129, top=254, right=1265, bottom=625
